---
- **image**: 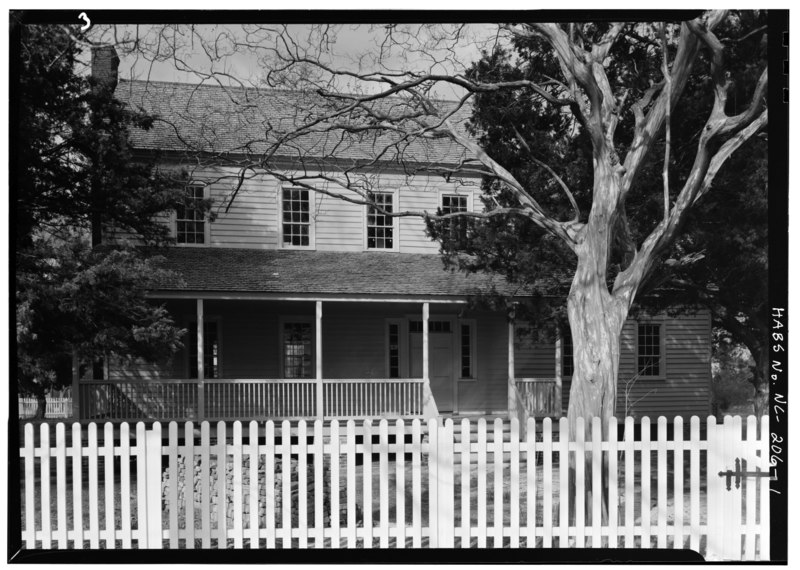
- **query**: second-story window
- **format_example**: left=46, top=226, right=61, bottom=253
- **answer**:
left=441, top=194, right=469, bottom=247
left=366, top=192, right=395, bottom=249
left=176, top=184, right=207, bottom=244
left=282, top=188, right=311, bottom=247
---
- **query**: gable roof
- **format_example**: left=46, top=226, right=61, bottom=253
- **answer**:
left=148, top=248, right=520, bottom=299
left=116, top=79, right=473, bottom=167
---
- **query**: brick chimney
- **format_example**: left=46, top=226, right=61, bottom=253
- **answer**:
left=91, top=45, right=119, bottom=92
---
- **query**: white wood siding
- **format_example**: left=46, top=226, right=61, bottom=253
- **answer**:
left=109, top=162, right=481, bottom=252
left=514, top=312, right=712, bottom=419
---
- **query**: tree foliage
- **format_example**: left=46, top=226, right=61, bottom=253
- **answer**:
left=12, top=20, right=197, bottom=413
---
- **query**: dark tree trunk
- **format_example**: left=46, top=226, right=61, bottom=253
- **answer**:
left=750, top=345, right=769, bottom=418
left=35, top=392, right=47, bottom=420
left=18, top=373, right=47, bottom=420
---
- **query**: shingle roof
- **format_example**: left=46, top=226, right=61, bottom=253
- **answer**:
left=116, top=79, right=472, bottom=166
left=150, top=248, right=517, bottom=298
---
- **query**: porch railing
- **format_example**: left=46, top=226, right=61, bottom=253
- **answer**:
left=514, top=378, right=562, bottom=418
left=18, top=397, right=73, bottom=419
left=323, top=378, right=424, bottom=419
left=79, top=378, right=425, bottom=422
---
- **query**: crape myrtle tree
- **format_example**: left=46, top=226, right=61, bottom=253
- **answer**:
left=426, top=13, right=769, bottom=416
left=13, top=21, right=202, bottom=417
left=113, top=11, right=767, bottom=434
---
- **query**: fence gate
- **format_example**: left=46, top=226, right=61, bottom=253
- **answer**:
left=706, top=415, right=770, bottom=561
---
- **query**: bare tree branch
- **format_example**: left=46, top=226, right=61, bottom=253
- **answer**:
left=511, top=125, right=581, bottom=223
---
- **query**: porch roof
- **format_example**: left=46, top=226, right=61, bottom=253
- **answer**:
left=149, top=247, right=520, bottom=299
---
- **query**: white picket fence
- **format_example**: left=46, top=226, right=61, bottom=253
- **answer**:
left=19, top=397, right=73, bottom=419
left=19, top=416, right=770, bottom=559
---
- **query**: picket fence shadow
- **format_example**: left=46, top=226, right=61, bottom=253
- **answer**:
left=20, top=415, right=770, bottom=560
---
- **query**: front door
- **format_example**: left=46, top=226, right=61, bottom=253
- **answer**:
left=409, top=322, right=455, bottom=412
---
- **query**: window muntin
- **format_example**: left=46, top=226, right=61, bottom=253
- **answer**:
left=176, top=185, right=206, bottom=244
left=188, top=321, right=220, bottom=379
left=366, top=192, right=394, bottom=249
left=637, top=322, right=662, bottom=377
left=283, top=322, right=313, bottom=379
left=282, top=188, right=311, bottom=247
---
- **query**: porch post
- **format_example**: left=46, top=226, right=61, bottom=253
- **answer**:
left=196, top=298, right=205, bottom=421
left=508, top=318, right=516, bottom=421
left=422, top=302, right=429, bottom=382
left=316, top=301, right=323, bottom=420
left=421, top=302, right=439, bottom=419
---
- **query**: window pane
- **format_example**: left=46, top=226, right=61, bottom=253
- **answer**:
left=461, top=324, right=472, bottom=378
left=388, top=323, right=400, bottom=378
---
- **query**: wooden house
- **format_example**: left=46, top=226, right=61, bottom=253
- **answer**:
left=76, top=48, right=712, bottom=424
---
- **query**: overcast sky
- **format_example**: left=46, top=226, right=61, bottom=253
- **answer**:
left=92, top=23, right=501, bottom=100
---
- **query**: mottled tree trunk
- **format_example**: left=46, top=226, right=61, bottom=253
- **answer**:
left=564, top=162, right=630, bottom=526
left=566, top=277, right=626, bottom=438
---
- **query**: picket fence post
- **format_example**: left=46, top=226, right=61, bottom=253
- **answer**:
left=137, top=422, right=163, bottom=548
left=439, top=419, right=455, bottom=548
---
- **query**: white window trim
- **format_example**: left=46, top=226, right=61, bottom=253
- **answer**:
left=635, top=319, right=667, bottom=380
left=457, top=319, right=478, bottom=381
left=185, top=315, right=223, bottom=379
left=278, top=316, right=316, bottom=379
left=278, top=186, right=316, bottom=250
left=363, top=189, right=399, bottom=252
left=174, top=182, right=211, bottom=247
left=385, top=318, right=409, bottom=379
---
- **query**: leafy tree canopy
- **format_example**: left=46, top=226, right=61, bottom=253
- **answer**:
left=12, top=20, right=204, bottom=409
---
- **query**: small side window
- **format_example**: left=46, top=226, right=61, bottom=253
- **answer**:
left=637, top=322, right=664, bottom=378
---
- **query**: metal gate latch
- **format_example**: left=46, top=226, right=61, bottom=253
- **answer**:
left=718, top=458, right=773, bottom=491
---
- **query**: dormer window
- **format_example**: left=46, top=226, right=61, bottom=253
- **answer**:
left=176, top=184, right=208, bottom=244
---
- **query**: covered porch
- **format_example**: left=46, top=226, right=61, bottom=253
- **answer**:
left=75, top=295, right=562, bottom=423
left=73, top=248, right=562, bottom=423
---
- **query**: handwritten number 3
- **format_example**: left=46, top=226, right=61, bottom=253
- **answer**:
left=79, top=12, right=91, bottom=32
